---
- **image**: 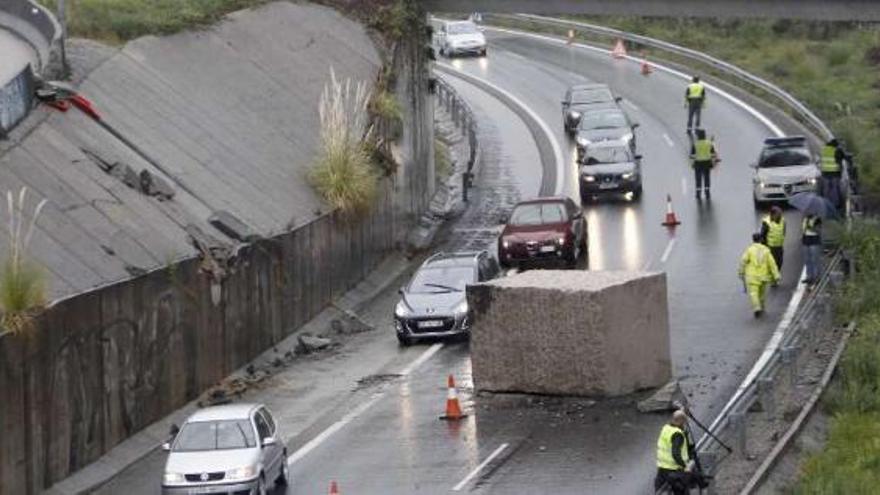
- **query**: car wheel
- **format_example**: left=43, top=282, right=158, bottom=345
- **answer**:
left=276, top=452, right=290, bottom=486
left=632, top=185, right=643, bottom=201
left=481, top=48, right=488, bottom=57
left=397, top=333, right=413, bottom=346
left=753, top=195, right=762, bottom=209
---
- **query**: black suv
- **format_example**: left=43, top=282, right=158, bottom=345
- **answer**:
left=394, top=251, right=501, bottom=346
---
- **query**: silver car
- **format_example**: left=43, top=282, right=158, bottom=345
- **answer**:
left=752, top=136, right=820, bottom=206
left=162, top=404, right=289, bottom=495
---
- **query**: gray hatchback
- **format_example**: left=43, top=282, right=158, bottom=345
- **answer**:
left=162, top=403, right=289, bottom=495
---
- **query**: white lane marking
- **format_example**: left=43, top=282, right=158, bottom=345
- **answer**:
left=660, top=238, right=676, bottom=264
left=623, top=100, right=640, bottom=112
left=399, top=342, right=444, bottom=376
left=287, top=343, right=444, bottom=465
left=437, top=63, right=566, bottom=195
left=484, top=26, right=785, bottom=138
left=681, top=176, right=688, bottom=195
left=663, top=133, right=675, bottom=147
left=452, top=443, right=510, bottom=491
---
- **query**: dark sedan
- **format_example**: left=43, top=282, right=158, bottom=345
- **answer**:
left=579, top=141, right=643, bottom=202
left=394, top=251, right=501, bottom=346
left=497, top=197, right=588, bottom=269
left=562, top=83, right=622, bottom=134
left=575, top=108, right=639, bottom=161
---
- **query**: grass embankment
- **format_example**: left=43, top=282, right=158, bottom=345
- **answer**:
left=789, top=221, right=880, bottom=493
left=564, top=17, right=880, bottom=202
left=39, top=0, right=270, bottom=43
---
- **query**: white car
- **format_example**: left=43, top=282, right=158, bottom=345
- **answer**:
left=436, top=20, right=487, bottom=57
left=751, top=136, right=820, bottom=206
left=162, top=404, right=289, bottom=495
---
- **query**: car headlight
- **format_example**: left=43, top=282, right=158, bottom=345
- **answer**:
left=557, top=236, right=566, bottom=246
left=395, top=301, right=411, bottom=318
left=501, top=239, right=510, bottom=249
left=621, top=133, right=634, bottom=142
left=622, top=171, right=635, bottom=180
left=758, top=181, right=766, bottom=189
left=226, top=466, right=258, bottom=482
left=808, top=177, right=817, bottom=185
left=576, top=137, right=590, bottom=148
left=453, top=301, right=468, bottom=317
left=583, top=175, right=596, bottom=183
left=568, top=111, right=582, bottom=120
left=163, top=472, right=185, bottom=484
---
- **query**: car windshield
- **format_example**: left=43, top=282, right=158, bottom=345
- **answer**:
left=584, top=146, right=631, bottom=165
left=759, top=148, right=812, bottom=168
left=509, top=203, right=566, bottom=226
left=408, top=266, right=474, bottom=293
left=447, top=23, right=478, bottom=35
left=571, top=89, right=612, bottom=105
left=173, top=420, right=256, bottom=452
left=579, top=112, right=627, bottom=130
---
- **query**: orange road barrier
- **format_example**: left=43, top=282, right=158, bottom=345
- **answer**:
left=662, top=194, right=681, bottom=227
left=440, top=374, right=466, bottom=420
left=612, top=38, right=627, bottom=59
left=330, top=480, right=340, bottom=495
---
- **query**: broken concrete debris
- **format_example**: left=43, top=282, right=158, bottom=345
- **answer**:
left=637, top=380, right=688, bottom=413
left=297, top=333, right=334, bottom=354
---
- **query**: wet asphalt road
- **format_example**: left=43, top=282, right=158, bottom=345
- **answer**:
left=275, top=30, right=806, bottom=494
left=107, top=28, right=807, bottom=495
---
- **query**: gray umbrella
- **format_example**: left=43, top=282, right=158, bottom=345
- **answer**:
left=788, top=192, right=838, bottom=218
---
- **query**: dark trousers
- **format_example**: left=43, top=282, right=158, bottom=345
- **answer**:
left=655, top=469, right=691, bottom=495
left=770, top=246, right=784, bottom=270
left=821, top=173, right=842, bottom=209
left=687, top=101, right=703, bottom=129
left=694, top=162, right=711, bottom=194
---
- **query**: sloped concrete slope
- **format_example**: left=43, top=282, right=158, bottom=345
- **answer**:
left=0, top=2, right=381, bottom=299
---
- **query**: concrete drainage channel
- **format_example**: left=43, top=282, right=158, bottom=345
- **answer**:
left=473, top=15, right=859, bottom=494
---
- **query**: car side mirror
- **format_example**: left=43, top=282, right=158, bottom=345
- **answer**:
left=561, top=100, right=568, bottom=105
left=262, top=437, right=276, bottom=448
left=499, top=214, right=509, bottom=224
left=634, top=154, right=643, bottom=161
left=398, top=286, right=405, bottom=295
left=631, top=123, right=640, bottom=129
left=169, top=424, right=180, bottom=437
left=615, top=96, right=623, bottom=102
left=162, top=442, right=171, bottom=452
left=572, top=210, right=583, bottom=219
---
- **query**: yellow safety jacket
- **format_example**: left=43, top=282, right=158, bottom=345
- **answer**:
left=762, top=216, right=786, bottom=248
left=687, top=82, right=705, bottom=100
left=820, top=145, right=840, bottom=174
left=739, top=242, right=780, bottom=283
left=803, top=217, right=820, bottom=237
left=693, top=139, right=714, bottom=164
left=657, top=424, right=689, bottom=470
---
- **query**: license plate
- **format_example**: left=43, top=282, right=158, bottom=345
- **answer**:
left=540, top=245, right=556, bottom=253
left=187, top=488, right=219, bottom=494
left=599, top=182, right=618, bottom=189
left=419, top=320, right=444, bottom=328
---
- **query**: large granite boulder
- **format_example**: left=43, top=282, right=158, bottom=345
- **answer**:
left=467, top=270, right=671, bottom=396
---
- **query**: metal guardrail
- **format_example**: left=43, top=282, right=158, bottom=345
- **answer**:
left=434, top=75, right=479, bottom=201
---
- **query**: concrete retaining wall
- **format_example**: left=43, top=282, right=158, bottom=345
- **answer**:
left=468, top=270, right=672, bottom=396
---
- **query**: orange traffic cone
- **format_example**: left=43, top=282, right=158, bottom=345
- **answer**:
left=612, top=39, right=627, bottom=59
left=662, top=194, right=681, bottom=227
left=329, top=481, right=340, bottom=495
left=567, top=29, right=575, bottom=45
left=640, top=53, right=653, bottom=76
left=440, top=374, right=466, bottom=420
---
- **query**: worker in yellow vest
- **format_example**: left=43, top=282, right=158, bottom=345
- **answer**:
left=654, top=410, right=696, bottom=494
left=685, top=76, right=706, bottom=131
left=820, top=138, right=844, bottom=208
left=690, top=128, right=718, bottom=200
left=739, top=233, right=781, bottom=318
left=761, top=206, right=786, bottom=271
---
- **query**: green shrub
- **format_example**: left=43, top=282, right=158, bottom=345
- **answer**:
left=309, top=69, right=378, bottom=217
left=795, top=412, right=880, bottom=493
left=0, top=188, right=48, bottom=335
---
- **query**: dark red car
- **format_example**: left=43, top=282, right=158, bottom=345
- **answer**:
left=497, top=197, right=588, bottom=268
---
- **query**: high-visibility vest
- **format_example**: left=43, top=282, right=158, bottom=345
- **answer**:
left=763, top=216, right=786, bottom=247
left=820, top=145, right=840, bottom=173
left=693, top=139, right=714, bottom=162
left=740, top=242, right=780, bottom=282
left=657, top=424, right=689, bottom=470
left=803, top=217, right=820, bottom=238
left=687, top=82, right=705, bottom=100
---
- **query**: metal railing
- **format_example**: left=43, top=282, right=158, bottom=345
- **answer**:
left=434, top=75, right=479, bottom=201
